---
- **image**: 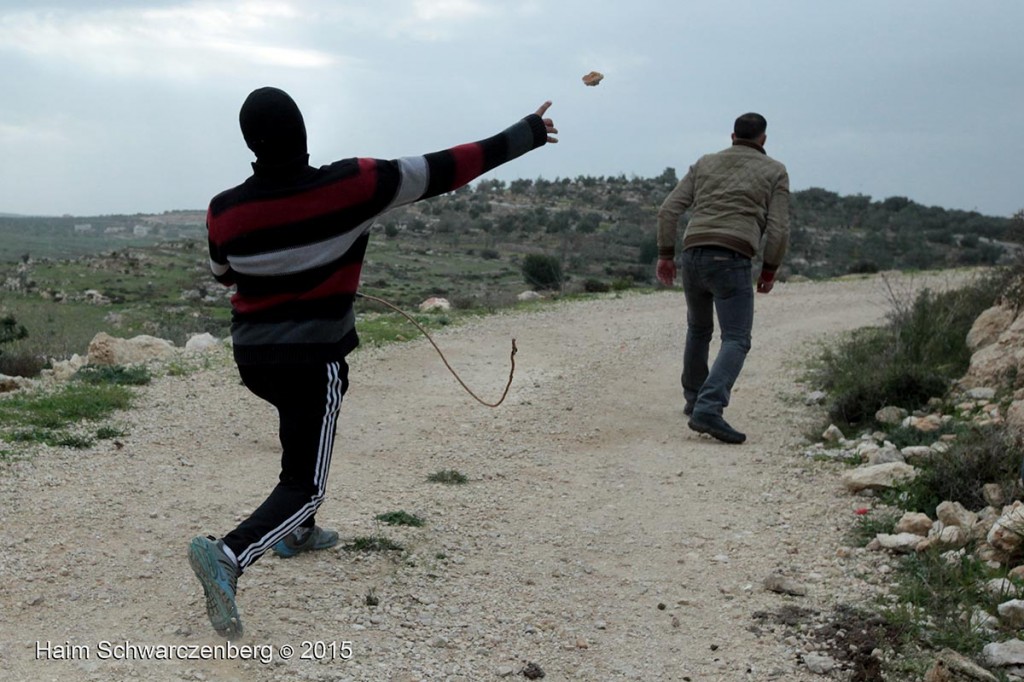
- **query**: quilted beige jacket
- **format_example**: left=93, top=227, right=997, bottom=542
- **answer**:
left=657, top=139, right=790, bottom=273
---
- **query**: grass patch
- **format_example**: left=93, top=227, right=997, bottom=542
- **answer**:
left=375, top=510, right=425, bottom=527
left=883, top=549, right=999, bottom=656
left=0, top=447, right=25, bottom=463
left=848, top=508, right=902, bottom=547
left=3, top=428, right=94, bottom=448
left=0, top=383, right=133, bottom=430
left=96, top=425, right=127, bottom=439
left=342, top=536, right=404, bottom=552
left=75, top=364, right=152, bottom=386
left=54, top=433, right=95, bottom=449
left=427, top=469, right=468, bottom=485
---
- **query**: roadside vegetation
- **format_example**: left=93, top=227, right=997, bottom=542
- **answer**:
left=0, top=366, right=145, bottom=454
left=808, top=258, right=1024, bottom=677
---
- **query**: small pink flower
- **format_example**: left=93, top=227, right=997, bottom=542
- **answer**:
left=854, top=508, right=870, bottom=515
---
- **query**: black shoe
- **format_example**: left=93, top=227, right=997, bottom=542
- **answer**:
left=684, top=401, right=694, bottom=416
left=688, top=413, right=746, bottom=444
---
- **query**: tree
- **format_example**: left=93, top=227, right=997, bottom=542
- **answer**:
left=521, top=253, right=563, bottom=290
left=1007, top=209, right=1024, bottom=244
left=0, top=315, right=28, bottom=354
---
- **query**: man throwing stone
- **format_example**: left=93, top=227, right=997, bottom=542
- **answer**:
left=189, top=87, right=558, bottom=637
left=655, top=112, right=789, bottom=444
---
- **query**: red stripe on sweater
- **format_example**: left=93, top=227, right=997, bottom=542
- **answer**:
left=231, top=262, right=363, bottom=315
left=210, top=158, right=379, bottom=244
left=450, top=143, right=485, bottom=190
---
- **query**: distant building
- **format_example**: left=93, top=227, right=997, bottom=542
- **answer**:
left=133, top=224, right=151, bottom=237
left=74, top=223, right=93, bottom=234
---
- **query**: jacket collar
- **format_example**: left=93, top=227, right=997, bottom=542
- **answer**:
left=732, top=139, right=766, bottom=155
left=250, top=154, right=313, bottom=180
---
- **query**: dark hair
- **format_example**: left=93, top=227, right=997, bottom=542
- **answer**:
left=734, top=113, right=767, bottom=140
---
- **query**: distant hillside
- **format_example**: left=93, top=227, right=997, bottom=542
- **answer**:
left=0, top=211, right=205, bottom=262
left=1, top=174, right=1018, bottom=290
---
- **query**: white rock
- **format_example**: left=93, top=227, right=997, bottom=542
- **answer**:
left=875, top=405, right=908, bottom=425
left=821, top=424, right=844, bottom=442
left=517, top=291, right=543, bottom=301
left=988, top=502, right=1024, bottom=554
left=185, top=333, right=221, bottom=353
left=803, top=653, right=835, bottom=674
left=985, top=638, right=1024, bottom=667
left=418, top=297, right=451, bottom=312
left=967, top=387, right=998, bottom=401
left=937, top=501, right=978, bottom=529
left=998, top=600, right=1024, bottom=628
left=874, top=533, right=924, bottom=553
left=987, top=579, right=1022, bottom=599
left=804, top=390, right=827, bottom=405
left=900, top=445, right=933, bottom=465
left=87, top=332, right=175, bottom=366
left=895, top=512, right=933, bottom=536
left=841, top=462, right=918, bottom=493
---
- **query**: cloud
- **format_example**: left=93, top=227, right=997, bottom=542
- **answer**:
left=379, top=0, right=493, bottom=41
left=0, top=1, right=341, bottom=80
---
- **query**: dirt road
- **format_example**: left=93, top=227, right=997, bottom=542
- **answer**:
left=0, top=271, right=975, bottom=681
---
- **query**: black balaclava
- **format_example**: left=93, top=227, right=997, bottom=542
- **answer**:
left=238, top=87, right=308, bottom=165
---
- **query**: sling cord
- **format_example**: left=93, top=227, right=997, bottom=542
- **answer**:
left=355, top=292, right=517, bottom=408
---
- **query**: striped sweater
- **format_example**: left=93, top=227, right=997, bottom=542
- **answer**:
left=208, top=114, right=549, bottom=365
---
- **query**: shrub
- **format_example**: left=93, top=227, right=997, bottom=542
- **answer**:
left=375, top=510, right=425, bottom=527
left=427, top=469, right=468, bottom=484
left=0, top=350, right=47, bottom=378
left=813, top=272, right=1009, bottom=429
left=582, top=278, right=610, bottom=293
left=0, top=315, right=28, bottom=349
left=75, top=365, right=152, bottom=386
left=884, top=426, right=1022, bottom=513
left=521, top=253, right=563, bottom=290
left=848, top=260, right=879, bottom=274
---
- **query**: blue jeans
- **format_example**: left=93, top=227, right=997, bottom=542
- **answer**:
left=680, top=247, right=753, bottom=417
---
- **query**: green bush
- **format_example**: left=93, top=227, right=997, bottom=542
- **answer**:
left=813, top=273, right=1009, bottom=429
left=427, top=469, right=468, bottom=485
left=0, top=350, right=47, bottom=378
left=75, top=364, right=152, bottom=386
left=884, top=426, right=1021, bottom=513
left=375, top=510, right=425, bottom=527
left=521, top=253, right=563, bottom=290
left=0, top=315, right=28, bottom=348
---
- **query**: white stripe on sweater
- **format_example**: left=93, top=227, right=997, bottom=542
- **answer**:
left=388, top=156, right=430, bottom=209
left=228, top=220, right=373, bottom=277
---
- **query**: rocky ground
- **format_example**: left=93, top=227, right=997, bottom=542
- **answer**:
left=0, top=271, right=979, bottom=681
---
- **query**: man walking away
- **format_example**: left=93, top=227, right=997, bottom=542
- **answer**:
left=655, top=112, right=789, bottom=444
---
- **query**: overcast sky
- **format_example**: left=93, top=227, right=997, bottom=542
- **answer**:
left=1, top=0, right=1021, bottom=218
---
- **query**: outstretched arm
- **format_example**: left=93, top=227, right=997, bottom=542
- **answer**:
left=383, top=102, right=557, bottom=210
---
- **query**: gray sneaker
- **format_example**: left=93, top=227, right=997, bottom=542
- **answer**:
left=272, top=526, right=339, bottom=558
left=188, top=536, right=242, bottom=638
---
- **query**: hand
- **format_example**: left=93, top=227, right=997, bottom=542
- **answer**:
left=535, top=101, right=558, bottom=143
left=756, top=275, right=775, bottom=294
left=656, top=257, right=676, bottom=286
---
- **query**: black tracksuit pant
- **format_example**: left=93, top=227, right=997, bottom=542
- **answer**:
left=223, top=360, right=348, bottom=570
